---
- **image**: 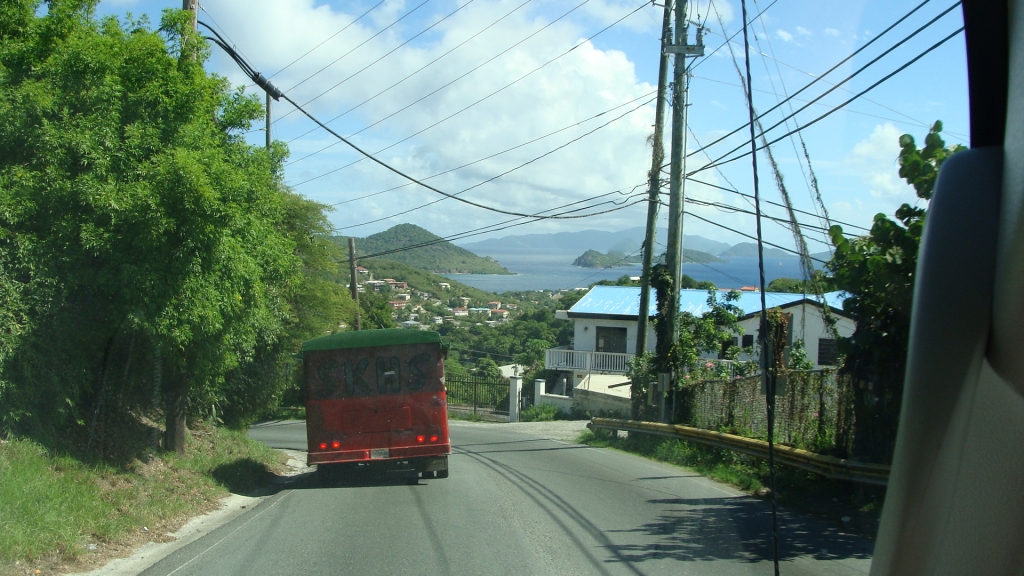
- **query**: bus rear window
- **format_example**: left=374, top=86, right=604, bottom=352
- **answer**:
left=304, top=343, right=443, bottom=401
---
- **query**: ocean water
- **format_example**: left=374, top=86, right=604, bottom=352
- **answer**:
left=441, top=250, right=817, bottom=293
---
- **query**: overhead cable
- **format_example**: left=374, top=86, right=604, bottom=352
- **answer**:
left=287, top=0, right=648, bottom=177
left=276, top=0, right=479, bottom=123
left=329, top=90, right=657, bottom=207
left=688, top=26, right=966, bottom=176
left=268, top=0, right=387, bottom=79
left=282, top=0, right=434, bottom=95
left=282, top=0, right=536, bottom=147
left=677, top=0, right=954, bottom=164
left=323, top=95, right=654, bottom=229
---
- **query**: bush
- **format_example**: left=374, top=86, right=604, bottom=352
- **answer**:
left=519, top=404, right=561, bottom=422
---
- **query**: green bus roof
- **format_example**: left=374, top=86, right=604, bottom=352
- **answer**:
left=300, top=329, right=443, bottom=353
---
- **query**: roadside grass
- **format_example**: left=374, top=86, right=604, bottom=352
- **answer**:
left=0, top=423, right=283, bottom=573
left=578, top=428, right=885, bottom=535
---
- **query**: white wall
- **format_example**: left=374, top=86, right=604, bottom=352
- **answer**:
left=712, top=302, right=856, bottom=367
left=572, top=317, right=656, bottom=354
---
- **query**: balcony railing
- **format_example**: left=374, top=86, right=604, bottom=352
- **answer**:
left=545, top=347, right=632, bottom=374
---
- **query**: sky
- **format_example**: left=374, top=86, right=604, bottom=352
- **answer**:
left=96, top=0, right=970, bottom=253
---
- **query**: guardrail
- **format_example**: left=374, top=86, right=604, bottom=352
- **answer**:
left=589, top=418, right=890, bottom=486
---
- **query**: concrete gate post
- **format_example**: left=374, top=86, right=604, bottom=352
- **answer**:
left=509, top=376, right=522, bottom=423
left=534, top=379, right=545, bottom=407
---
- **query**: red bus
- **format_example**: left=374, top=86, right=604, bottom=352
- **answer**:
left=300, top=329, right=450, bottom=483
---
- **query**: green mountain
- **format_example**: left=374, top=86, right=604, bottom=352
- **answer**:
left=718, top=242, right=796, bottom=259
left=338, top=224, right=512, bottom=274
left=572, top=248, right=723, bottom=268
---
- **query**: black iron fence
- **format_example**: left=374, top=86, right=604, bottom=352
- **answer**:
left=685, top=370, right=856, bottom=455
left=445, top=374, right=510, bottom=415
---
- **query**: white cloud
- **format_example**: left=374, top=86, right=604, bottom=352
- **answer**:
left=203, top=0, right=660, bottom=237
left=848, top=123, right=913, bottom=201
left=795, top=26, right=811, bottom=36
left=775, top=29, right=793, bottom=42
left=823, top=27, right=840, bottom=37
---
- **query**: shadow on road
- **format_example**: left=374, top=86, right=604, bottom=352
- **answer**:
left=603, top=496, right=874, bottom=564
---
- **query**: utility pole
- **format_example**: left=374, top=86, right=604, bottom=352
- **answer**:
left=634, top=0, right=675, bottom=420
left=266, top=93, right=272, bottom=151
left=662, top=0, right=703, bottom=422
left=349, top=238, right=361, bottom=331
left=183, top=0, right=198, bottom=32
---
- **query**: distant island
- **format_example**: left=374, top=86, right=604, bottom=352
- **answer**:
left=718, top=242, right=797, bottom=259
left=337, top=224, right=512, bottom=275
left=572, top=247, right=724, bottom=268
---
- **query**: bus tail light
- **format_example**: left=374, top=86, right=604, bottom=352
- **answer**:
left=331, top=440, right=341, bottom=449
left=319, top=442, right=328, bottom=450
left=430, top=435, right=439, bottom=443
left=416, top=435, right=425, bottom=443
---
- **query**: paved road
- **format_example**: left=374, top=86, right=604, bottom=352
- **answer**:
left=142, top=420, right=873, bottom=575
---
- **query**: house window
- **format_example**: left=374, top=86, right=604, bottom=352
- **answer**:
left=719, top=337, right=739, bottom=359
left=818, top=338, right=839, bottom=366
left=595, top=327, right=627, bottom=354
left=742, top=335, right=754, bottom=348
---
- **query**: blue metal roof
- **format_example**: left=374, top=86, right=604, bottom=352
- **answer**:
left=567, top=285, right=849, bottom=319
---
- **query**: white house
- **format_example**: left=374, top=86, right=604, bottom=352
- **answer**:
left=544, top=285, right=855, bottom=403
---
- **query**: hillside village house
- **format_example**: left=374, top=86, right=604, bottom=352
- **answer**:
left=542, top=285, right=855, bottom=410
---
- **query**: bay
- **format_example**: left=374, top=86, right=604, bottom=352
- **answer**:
left=441, top=250, right=818, bottom=293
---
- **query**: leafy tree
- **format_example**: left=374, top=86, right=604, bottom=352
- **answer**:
left=359, top=291, right=396, bottom=330
left=827, top=121, right=964, bottom=462
left=0, top=3, right=346, bottom=452
left=473, top=357, right=504, bottom=381
left=766, top=271, right=835, bottom=294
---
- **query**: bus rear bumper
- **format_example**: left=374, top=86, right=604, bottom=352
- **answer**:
left=307, top=443, right=451, bottom=466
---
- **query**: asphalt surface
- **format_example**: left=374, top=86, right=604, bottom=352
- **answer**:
left=141, top=420, right=873, bottom=576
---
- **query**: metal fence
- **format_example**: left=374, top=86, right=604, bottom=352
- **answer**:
left=445, top=374, right=510, bottom=415
left=685, top=370, right=856, bottom=455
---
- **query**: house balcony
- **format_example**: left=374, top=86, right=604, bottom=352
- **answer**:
left=545, top=346, right=632, bottom=374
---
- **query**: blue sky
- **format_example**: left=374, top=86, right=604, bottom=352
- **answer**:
left=97, top=0, right=969, bottom=253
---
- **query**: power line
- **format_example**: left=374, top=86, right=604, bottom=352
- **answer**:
left=676, top=0, right=954, bottom=166
left=688, top=0, right=780, bottom=73
left=691, top=74, right=941, bottom=129
left=202, top=21, right=643, bottom=224
left=285, top=0, right=648, bottom=177
left=267, top=0, right=387, bottom=79
left=352, top=190, right=649, bottom=259
left=666, top=176, right=871, bottom=232
left=281, top=0, right=536, bottom=148
left=282, top=0, right=434, bottom=95
left=277, top=0, right=480, bottom=123
left=328, top=90, right=657, bottom=207
left=283, top=0, right=591, bottom=148
left=332, top=95, right=655, bottom=229
left=689, top=26, right=965, bottom=176
left=682, top=209, right=830, bottom=265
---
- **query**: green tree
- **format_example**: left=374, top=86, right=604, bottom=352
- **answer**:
left=473, top=357, right=503, bottom=381
left=359, top=291, right=395, bottom=330
left=0, top=3, right=345, bottom=452
left=827, top=121, right=964, bottom=462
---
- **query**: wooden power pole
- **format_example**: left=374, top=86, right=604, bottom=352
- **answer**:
left=183, top=0, right=198, bottom=31
left=349, top=238, right=361, bottom=331
left=661, top=0, right=704, bottom=422
left=635, top=0, right=675, bottom=419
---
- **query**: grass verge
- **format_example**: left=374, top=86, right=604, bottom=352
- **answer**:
left=578, top=428, right=885, bottom=536
left=0, top=423, right=284, bottom=575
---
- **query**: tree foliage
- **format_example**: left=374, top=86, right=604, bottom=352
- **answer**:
left=0, top=2, right=349, bottom=449
left=826, top=121, right=964, bottom=462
